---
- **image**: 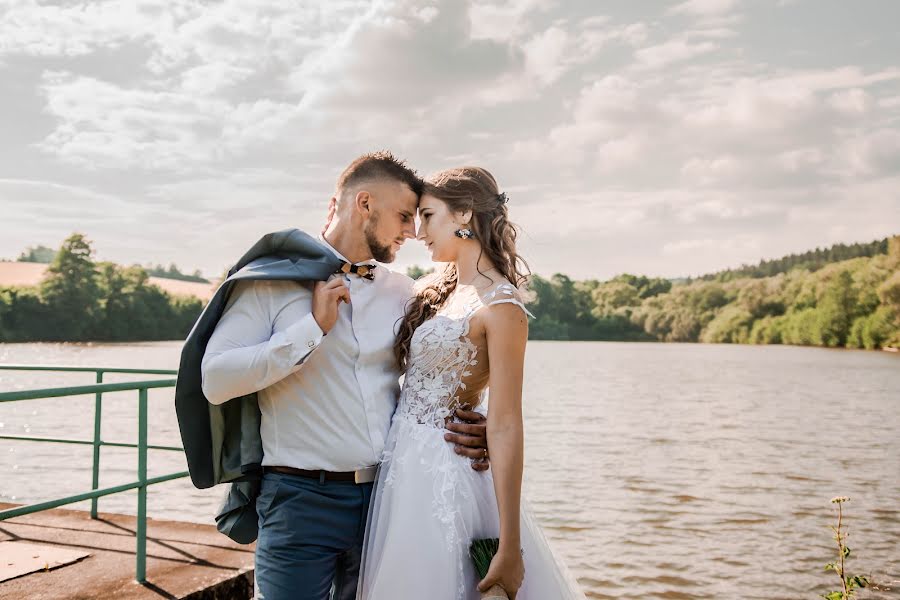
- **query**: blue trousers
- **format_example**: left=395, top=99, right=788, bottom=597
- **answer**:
left=254, top=472, right=374, bottom=600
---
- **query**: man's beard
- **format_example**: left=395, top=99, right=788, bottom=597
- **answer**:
left=364, top=214, right=395, bottom=263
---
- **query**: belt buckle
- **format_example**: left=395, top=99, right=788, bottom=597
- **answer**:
left=354, top=466, right=377, bottom=484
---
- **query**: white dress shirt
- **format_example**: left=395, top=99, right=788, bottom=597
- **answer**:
left=201, top=238, right=414, bottom=471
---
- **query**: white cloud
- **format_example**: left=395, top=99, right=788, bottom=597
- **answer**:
left=680, top=156, right=741, bottom=186
left=38, top=72, right=227, bottom=169
left=775, top=147, right=826, bottom=173
left=0, top=0, right=164, bottom=57
left=662, top=235, right=760, bottom=256
left=635, top=37, right=717, bottom=69
left=37, top=71, right=303, bottom=170
left=415, top=6, right=440, bottom=23
left=836, top=129, right=900, bottom=177
left=668, top=0, right=740, bottom=17
left=523, top=26, right=571, bottom=85
left=827, top=88, right=870, bottom=115
left=596, top=134, right=645, bottom=172
left=178, top=62, right=254, bottom=96
left=467, top=0, right=556, bottom=42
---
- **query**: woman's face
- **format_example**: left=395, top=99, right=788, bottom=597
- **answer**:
left=417, top=194, right=469, bottom=263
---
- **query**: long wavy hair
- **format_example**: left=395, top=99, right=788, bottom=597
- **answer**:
left=394, top=166, right=531, bottom=369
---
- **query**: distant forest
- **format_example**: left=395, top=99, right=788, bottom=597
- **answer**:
left=696, top=238, right=890, bottom=282
left=2, top=235, right=203, bottom=342
left=15, top=244, right=210, bottom=283
left=523, top=236, right=900, bottom=350
left=2, top=233, right=898, bottom=350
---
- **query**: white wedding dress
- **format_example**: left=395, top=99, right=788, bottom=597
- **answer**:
left=357, top=282, right=586, bottom=599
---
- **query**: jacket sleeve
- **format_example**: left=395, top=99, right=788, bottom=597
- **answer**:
left=201, top=280, right=324, bottom=405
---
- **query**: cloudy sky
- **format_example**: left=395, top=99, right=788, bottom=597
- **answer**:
left=1, top=0, right=899, bottom=281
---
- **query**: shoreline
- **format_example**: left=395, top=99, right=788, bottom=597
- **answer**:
left=2, top=339, right=898, bottom=353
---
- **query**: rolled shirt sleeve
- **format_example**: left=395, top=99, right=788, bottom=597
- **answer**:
left=201, top=280, right=323, bottom=405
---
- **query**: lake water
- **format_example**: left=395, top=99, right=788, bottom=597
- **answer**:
left=1, top=341, right=898, bottom=599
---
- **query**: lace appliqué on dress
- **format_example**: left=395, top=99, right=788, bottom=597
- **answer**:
left=394, top=282, right=531, bottom=430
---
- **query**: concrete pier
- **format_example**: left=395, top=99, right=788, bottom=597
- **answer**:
left=0, top=503, right=254, bottom=599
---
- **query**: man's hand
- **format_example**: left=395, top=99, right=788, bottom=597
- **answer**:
left=445, top=408, right=490, bottom=472
left=311, top=278, right=350, bottom=334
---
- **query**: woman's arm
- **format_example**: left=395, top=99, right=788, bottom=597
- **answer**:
left=478, top=302, right=529, bottom=597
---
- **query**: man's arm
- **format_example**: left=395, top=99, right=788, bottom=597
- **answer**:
left=201, top=280, right=324, bottom=405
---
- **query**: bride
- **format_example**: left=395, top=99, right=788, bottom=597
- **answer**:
left=357, top=167, right=585, bottom=599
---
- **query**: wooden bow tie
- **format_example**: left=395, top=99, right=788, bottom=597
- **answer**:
left=337, top=261, right=376, bottom=280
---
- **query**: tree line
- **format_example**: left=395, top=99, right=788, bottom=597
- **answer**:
left=15, top=243, right=210, bottom=283
left=3, top=233, right=898, bottom=350
left=525, top=236, right=900, bottom=349
left=1, top=234, right=203, bottom=342
left=696, top=238, right=890, bottom=282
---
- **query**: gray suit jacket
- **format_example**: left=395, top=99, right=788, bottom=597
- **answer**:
left=174, top=228, right=342, bottom=542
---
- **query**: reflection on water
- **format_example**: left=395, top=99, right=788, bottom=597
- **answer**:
left=1, top=341, right=898, bottom=599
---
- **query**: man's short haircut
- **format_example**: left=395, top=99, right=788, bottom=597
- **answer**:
left=336, top=151, right=424, bottom=201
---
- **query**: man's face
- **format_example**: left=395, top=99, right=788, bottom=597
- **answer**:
left=363, top=179, right=418, bottom=263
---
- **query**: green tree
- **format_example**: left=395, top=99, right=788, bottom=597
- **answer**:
left=847, top=308, right=895, bottom=349
left=592, top=280, right=641, bottom=317
left=736, top=278, right=785, bottom=318
left=701, top=236, right=890, bottom=282
left=170, top=295, right=205, bottom=337
left=702, top=305, right=753, bottom=343
left=39, top=233, right=101, bottom=340
left=0, top=287, right=56, bottom=342
left=816, top=270, right=857, bottom=347
left=97, top=262, right=137, bottom=340
left=145, top=262, right=210, bottom=283
left=2, top=233, right=207, bottom=342
left=749, top=315, right=785, bottom=344
left=887, top=235, right=900, bottom=268
left=17, top=244, right=57, bottom=263
left=406, top=265, right=434, bottom=280
left=877, top=271, right=900, bottom=314
left=782, top=308, right=820, bottom=346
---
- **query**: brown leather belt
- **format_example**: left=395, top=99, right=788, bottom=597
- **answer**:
left=264, top=465, right=377, bottom=484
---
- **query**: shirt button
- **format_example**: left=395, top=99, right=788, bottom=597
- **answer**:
left=307, top=340, right=316, bottom=348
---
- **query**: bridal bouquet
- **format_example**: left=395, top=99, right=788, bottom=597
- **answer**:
left=469, top=538, right=509, bottom=599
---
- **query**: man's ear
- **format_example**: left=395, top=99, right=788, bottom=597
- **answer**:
left=355, top=190, right=371, bottom=217
left=321, top=197, right=337, bottom=235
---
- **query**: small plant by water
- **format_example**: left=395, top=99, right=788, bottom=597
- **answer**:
left=821, top=496, right=868, bottom=600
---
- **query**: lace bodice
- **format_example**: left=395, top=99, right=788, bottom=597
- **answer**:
left=394, top=282, right=532, bottom=429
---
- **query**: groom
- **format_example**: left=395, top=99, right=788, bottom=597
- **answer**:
left=200, top=152, right=490, bottom=600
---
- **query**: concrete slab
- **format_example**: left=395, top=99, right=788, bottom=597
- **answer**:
left=0, top=503, right=255, bottom=599
left=0, top=541, right=90, bottom=582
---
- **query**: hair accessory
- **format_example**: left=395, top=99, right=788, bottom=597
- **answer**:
left=454, top=227, right=475, bottom=240
left=497, top=192, right=508, bottom=204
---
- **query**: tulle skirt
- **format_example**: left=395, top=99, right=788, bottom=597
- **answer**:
left=357, top=415, right=585, bottom=599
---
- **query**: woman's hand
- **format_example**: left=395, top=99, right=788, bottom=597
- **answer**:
left=477, top=548, right=525, bottom=599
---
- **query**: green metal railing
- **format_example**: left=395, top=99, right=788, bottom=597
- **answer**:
left=0, top=365, right=188, bottom=583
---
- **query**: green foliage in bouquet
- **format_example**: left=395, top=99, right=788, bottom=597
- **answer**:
left=470, top=538, right=500, bottom=579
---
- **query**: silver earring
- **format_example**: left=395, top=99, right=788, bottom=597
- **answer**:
left=454, top=227, right=474, bottom=239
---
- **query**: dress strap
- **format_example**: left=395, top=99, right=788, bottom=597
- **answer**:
left=482, top=283, right=535, bottom=318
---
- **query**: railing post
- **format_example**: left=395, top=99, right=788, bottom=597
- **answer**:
left=90, top=370, right=103, bottom=519
left=136, top=387, right=148, bottom=583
